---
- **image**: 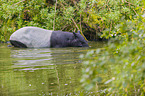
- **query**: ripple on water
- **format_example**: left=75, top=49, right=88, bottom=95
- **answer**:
left=0, top=42, right=107, bottom=96
left=10, top=48, right=87, bottom=71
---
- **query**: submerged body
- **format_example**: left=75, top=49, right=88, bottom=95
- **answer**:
left=10, top=27, right=89, bottom=48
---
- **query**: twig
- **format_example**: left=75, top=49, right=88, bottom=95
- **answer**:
left=80, top=14, right=82, bottom=33
left=68, top=28, right=73, bottom=32
left=61, top=25, right=69, bottom=31
left=53, top=0, right=57, bottom=31
left=125, top=1, right=136, bottom=6
left=60, top=1, right=88, bottom=41
left=71, top=18, right=79, bottom=31
left=132, top=9, right=138, bottom=16
left=13, top=0, right=25, bottom=6
left=71, top=18, right=88, bottom=41
left=73, top=28, right=76, bottom=32
left=124, top=1, right=138, bottom=15
left=106, top=0, right=111, bottom=12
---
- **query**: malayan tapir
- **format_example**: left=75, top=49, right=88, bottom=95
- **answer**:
left=9, top=26, right=89, bottom=48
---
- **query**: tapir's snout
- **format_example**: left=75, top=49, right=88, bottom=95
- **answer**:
left=82, top=43, right=89, bottom=47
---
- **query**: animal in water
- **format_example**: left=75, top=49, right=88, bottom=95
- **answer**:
left=9, top=26, right=89, bottom=48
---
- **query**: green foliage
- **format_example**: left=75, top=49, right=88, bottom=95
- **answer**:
left=83, top=0, right=144, bottom=38
left=1, top=0, right=143, bottom=42
left=0, top=0, right=82, bottom=42
left=80, top=0, right=145, bottom=95
left=1, top=0, right=145, bottom=95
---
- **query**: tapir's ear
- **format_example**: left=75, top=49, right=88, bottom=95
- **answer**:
left=77, top=30, right=81, bottom=34
left=73, top=32, right=77, bottom=38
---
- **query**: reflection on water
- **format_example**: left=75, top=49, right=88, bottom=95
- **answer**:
left=11, top=49, right=53, bottom=71
left=0, top=42, right=106, bottom=96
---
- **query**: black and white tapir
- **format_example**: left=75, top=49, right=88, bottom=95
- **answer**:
left=9, top=27, right=89, bottom=48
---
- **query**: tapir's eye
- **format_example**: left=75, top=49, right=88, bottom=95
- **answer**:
left=81, top=42, right=85, bottom=44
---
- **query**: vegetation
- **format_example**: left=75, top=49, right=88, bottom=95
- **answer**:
left=80, top=0, right=145, bottom=95
left=0, top=0, right=100, bottom=42
left=0, top=0, right=145, bottom=95
left=1, top=0, right=143, bottom=42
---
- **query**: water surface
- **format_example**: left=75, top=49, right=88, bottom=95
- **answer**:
left=0, top=42, right=106, bottom=96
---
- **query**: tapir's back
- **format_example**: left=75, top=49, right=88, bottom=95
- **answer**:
left=10, top=27, right=53, bottom=48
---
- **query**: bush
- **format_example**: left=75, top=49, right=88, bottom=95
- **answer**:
left=0, top=0, right=90, bottom=41
left=80, top=0, right=145, bottom=95
left=1, top=0, right=143, bottom=42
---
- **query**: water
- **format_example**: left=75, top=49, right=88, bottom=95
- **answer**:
left=0, top=42, right=106, bottom=96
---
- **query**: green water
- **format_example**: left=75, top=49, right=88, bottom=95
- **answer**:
left=0, top=42, right=106, bottom=96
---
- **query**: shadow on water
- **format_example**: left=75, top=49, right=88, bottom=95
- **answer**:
left=0, top=41, right=107, bottom=96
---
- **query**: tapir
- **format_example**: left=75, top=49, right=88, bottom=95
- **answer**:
left=9, top=26, right=89, bottom=48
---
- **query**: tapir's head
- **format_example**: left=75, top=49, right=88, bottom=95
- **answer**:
left=71, top=31, right=89, bottom=47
